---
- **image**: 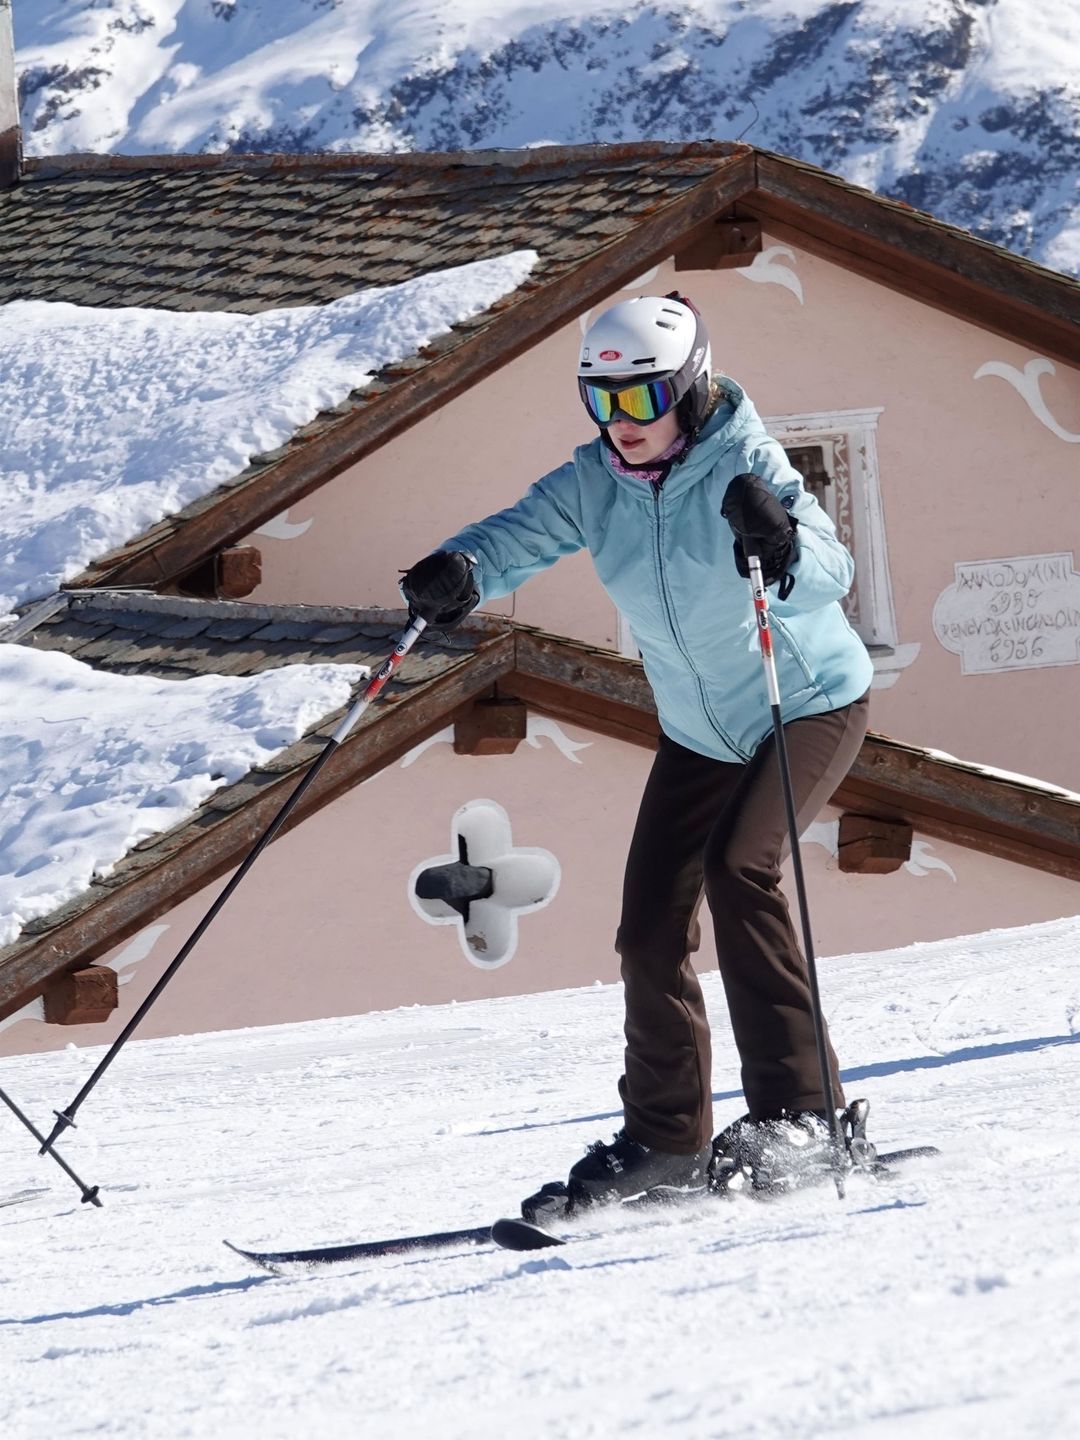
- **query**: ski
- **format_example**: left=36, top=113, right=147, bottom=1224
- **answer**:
left=224, top=1222, right=495, bottom=1274
left=489, top=1145, right=941, bottom=1251
left=0, top=1187, right=49, bottom=1210
left=226, top=1146, right=940, bottom=1271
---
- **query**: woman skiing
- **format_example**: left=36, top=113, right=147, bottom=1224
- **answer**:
left=400, top=293, right=874, bottom=1213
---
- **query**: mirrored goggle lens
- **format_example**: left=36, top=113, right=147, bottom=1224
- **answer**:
left=579, top=378, right=678, bottom=425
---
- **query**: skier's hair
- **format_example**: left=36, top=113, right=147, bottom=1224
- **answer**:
left=700, top=378, right=728, bottom=425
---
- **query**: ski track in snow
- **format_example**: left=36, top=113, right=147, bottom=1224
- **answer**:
left=2, top=916, right=1079, bottom=1438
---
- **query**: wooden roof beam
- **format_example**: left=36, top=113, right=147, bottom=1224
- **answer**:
left=748, top=154, right=1080, bottom=367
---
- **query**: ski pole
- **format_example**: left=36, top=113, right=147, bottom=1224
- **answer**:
left=35, top=614, right=429, bottom=1164
left=0, top=1081, right=102, bottom=1205
left=745, top=551, right=846, bottom=1199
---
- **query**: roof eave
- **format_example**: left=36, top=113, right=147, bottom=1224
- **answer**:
left=747, top=151, right=1080, bottom=367
left=502, top=627, right=1080, bottom=881
left=2, top=621, right=1077, bottom=1024
left=0, top=626, right=516, bottom=1019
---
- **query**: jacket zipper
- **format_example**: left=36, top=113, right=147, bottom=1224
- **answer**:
left=651, top=487, right=751, bottom=761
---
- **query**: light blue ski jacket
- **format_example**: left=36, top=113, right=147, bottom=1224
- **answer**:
left=442, top=377, right=873, bottom=763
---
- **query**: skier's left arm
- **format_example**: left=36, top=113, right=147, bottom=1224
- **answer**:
left=731, top=441, right=856, bottom=613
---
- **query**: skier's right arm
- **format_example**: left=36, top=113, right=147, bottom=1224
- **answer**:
left=418, top=462, right=587, bottom=606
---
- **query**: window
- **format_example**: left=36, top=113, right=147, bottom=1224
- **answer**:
left=766, top=407, right=899, bottom=650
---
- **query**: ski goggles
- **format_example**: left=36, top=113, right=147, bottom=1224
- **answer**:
left=578, top=376, right=680, bottom=426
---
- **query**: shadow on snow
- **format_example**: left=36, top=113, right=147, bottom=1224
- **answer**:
left=476, top=1031, right=1080, bottom=1135
left=2, top=1275, right=272, bottom=1328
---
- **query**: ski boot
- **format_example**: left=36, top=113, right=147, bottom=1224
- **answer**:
left=521, top=1128, right=712, bottom=1223
left=708, top=1099, right=876, bottom=1196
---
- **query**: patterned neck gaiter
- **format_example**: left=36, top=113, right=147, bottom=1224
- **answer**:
left=605, top=433, right=688, bottom=487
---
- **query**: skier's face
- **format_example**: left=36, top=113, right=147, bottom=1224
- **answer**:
left=608, top=408, right=682, bottom=465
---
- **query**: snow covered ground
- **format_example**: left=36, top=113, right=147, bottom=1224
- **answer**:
left=2, top=914, right=1078, bottom=1439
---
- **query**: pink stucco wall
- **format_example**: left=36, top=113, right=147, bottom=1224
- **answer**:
left=247, top=241, right=1080, bottom=790
left=3, top=719, right=1077, bottom=1057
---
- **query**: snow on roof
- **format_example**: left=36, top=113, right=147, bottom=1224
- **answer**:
left=0, top=249, right=535, bottom=948
left=921, top=748, right=1080, bottom=804
left=0, top=643, right=364, bottom=948
left=0, top=248, right=537, bottom=621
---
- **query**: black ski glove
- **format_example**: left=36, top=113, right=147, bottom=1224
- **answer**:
left=399, top=550, right=480, bottom=627
left=721, top=473, right=798, bottom=596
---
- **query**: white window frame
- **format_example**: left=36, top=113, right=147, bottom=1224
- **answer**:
left=763, top=406, right=899, bottom=650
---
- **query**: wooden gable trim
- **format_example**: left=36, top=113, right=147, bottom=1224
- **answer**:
left=21, top=140, right=743, bottom=181
left=74, top=149, right=757, bottom=592
left=833, top=739, right=1080, bottom=883
left=506, top=628, right=1080, bottom=881
left=749, top=155, right=1080, bottom=367
left=58, top=144, right=1079, bottom=595
left=0, top=631, right=516, bottom=1019
left=502, top=627, right=659, bottom=749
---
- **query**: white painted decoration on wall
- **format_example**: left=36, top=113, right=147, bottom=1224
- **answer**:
left=737, top=246, right=804, bottom=304
left=870, top=642, right=921, bottom=689
left=254, top=509, right=315, bottom=540
left=409, top=799, right=560, bottom=970
left=0, top=995, right=44, bottom=1036
left=398, top=716, right=591, bottom=770
left=905, top=841, right=957, bottom=882
left=0, top=922, right=172, bottom=1040
left=974, top=359, right=1080, bottom=443
left=933, top=553, right=1080, bottom=673
left=800, top=819, right=839, bottom=856
left=799, top=820, right=955, bottom=880
left=104, top=923, right=171, bottom=985
left=524, top=716, right=592, bottom=764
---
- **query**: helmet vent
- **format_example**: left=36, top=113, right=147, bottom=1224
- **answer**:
left=632, top=356, right=656, bottom=366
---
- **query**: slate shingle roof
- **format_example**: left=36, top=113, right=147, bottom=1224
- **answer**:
left=25, top=591, right=473, bottom=688
left=3, top=141, right=1076, bottom=596
left=1, top=142, right=757, bottom=588
left=0, top=145, right=739, bottom=312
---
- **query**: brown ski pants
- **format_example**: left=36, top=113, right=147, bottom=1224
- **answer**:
left=615, top=694, right=870, bottom=1153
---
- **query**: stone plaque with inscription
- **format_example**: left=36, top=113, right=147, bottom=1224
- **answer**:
left=932, top=553, right=1080, bottom=674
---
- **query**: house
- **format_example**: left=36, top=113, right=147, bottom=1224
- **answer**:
left=1, top=69, right=1078, bottom=1055
left=2, top=589, right=1078, bottom=1057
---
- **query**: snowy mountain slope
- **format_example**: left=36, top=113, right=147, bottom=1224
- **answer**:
left=2, top=914, right=1079, bottom=1438
left=12, top=0, right=1080, bottom=276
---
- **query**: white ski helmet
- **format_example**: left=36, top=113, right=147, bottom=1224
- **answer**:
left=577, top=292, right=712, bottom=435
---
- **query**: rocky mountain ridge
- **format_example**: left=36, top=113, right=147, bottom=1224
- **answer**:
left=12, top=0, right=1080, bottom=275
